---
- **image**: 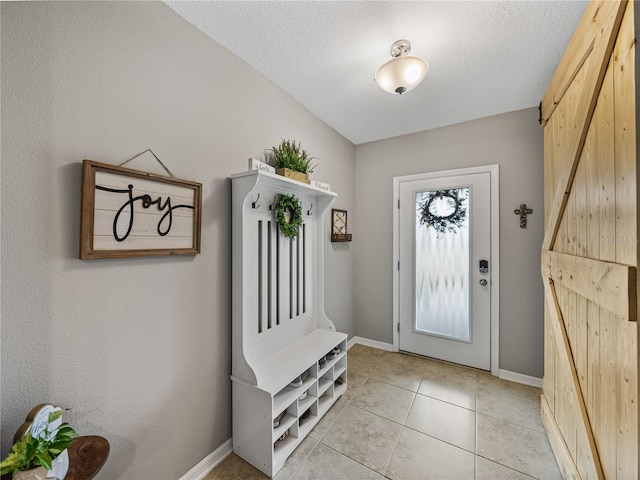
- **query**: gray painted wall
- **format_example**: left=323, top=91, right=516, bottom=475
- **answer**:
left=0, top=2, right=354, bottom=478
left=353, top=108, right=545, bottom=378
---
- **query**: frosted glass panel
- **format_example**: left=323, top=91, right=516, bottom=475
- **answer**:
left=415, top=188, right=470, bottom=341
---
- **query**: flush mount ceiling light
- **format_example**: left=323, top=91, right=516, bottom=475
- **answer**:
left=374, top=39, right=429, bottom=95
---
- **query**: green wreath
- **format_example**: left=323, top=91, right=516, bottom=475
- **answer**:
left=418, top=189, right=468, bottom=236
left=275, top=194, right=303, bottom=238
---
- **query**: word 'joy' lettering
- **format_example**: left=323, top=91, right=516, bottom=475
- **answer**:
left=96, top=184, right=194, bottom=241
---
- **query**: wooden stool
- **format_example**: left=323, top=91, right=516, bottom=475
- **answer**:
left=65, top=436, right=110, bottom=480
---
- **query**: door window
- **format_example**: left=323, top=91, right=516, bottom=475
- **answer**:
left=415, top=188, right=470, bottom=341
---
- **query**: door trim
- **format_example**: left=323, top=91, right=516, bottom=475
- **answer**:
left=392, top=164, right=500, bottom=376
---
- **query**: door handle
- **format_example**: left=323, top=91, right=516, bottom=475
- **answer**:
left=479, top=279, right=488, bottom=286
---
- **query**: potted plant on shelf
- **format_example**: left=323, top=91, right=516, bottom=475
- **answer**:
left=267, top=139, right=317, bottom=184
left=0, top=404, right=78, bottom=480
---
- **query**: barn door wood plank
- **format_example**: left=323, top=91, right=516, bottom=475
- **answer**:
left=542, top=0, right=627, bottom=251
left=598, top=309, right=618, bottom=478
left=541, top=249, right=637, bottom=320
left=541, top=389, right=581, bottom=479
left=597, top=66, right=617, bottom=264
left=574, top=148, right=588, bottom=389
left=543, top=278, right=604, bottom=480
left=613, top=1, right=636, bottom=269
left=541, top=1, right=623, bottom=126
left=612, top=3, right=638, bottom=477
left=586, top=300, right=601, bottom=460
left=544, top=119, right=556, bottom=223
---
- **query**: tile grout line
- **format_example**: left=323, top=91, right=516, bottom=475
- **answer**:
left=474, top=453, right=540, bottom=479
left=400, top=423, right=477, bottom=456
left=381, top=425, right=408, bottom=478
left=475, top=393, right=479, bottom=479
left=314, top=441, right=391, bottom=479
left=475, top=409, right=547, bottom=435
left=380, top=385, right=420, bottom=478
left=280, top=437, right=322, bottom=480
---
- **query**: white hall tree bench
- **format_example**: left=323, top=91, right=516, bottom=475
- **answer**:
left=230, top=169, right=347, bottom=477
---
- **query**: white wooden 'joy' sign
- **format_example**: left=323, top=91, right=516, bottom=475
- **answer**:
left=79, top=160, right=202, bottom=260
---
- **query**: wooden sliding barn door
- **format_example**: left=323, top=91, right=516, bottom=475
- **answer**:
left=541, top=1, right=637, bottom=478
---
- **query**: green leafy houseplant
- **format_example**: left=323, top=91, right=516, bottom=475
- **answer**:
left=267, top=139, right=317, bottom=174
left=0, top=409, right=78, bottom=477
left=275, top=194, right=303, bottom=239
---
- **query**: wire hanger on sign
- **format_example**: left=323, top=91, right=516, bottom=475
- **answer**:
left=120, top=149, right=176, bottom=178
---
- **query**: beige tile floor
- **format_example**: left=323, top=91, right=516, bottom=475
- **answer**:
left=206, top=344, right=561, bottom=480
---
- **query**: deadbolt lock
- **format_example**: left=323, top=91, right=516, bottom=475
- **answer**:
left=479, top=259, right=489, bottom=273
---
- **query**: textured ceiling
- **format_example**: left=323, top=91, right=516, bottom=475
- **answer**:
left=166, top=1, right=587, bottom=145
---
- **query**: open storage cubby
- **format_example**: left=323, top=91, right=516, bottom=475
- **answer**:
left=231, top=169, right=348, bottom=477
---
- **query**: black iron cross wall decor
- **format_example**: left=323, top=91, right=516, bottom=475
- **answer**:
left=514, top=204, right=533, bottom=228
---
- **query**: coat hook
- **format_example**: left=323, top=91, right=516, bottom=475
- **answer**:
left=251, top=193, right=261, bottom=209
left=269, top=196, right=278, bottom=211
left=307, top=203, right=313, bottom=216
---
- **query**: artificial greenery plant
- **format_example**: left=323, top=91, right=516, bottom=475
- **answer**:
left=0, top=408, right=78, bottom=477
left=275, top=194, right=303, bottom=239
left=267, top=139, right=317, bottom=174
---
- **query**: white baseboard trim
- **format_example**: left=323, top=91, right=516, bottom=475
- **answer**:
left=499, top=369, right=542, bottom=388
left=179, top=438, right=233, bottom=480
left=348, top=336, right=394, bottom=352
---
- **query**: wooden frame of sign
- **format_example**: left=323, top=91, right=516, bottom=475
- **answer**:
left=80, top=160, right=202, bottom=260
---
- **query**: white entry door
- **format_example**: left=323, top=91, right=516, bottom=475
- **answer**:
left=394, top=166, right=498, bottom=371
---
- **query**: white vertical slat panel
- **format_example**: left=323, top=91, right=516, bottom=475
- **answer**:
left=258, top=219, right=267, bottom=334
left=267, top=221, right=275, bottom=329
left=302, top=223, right=307, bottom=314
left=274, top=222, right=281, bottom=326
left=290, top=236, right=297, bottom=320
left=279, top=226, right=291, bottom=323
left=305, top=211, right=314, bottom=316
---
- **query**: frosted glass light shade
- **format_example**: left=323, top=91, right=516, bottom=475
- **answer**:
left=375, top=55, right=429, bottom=94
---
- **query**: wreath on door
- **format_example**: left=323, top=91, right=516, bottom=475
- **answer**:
left=275, top=194, right=303, bottom=238
left=418, top=189, right=468, bottom=236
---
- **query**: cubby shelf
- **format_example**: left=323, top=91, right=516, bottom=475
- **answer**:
left=273, top=414, right=296, bottom=443
left=231, top=170, right=348, bottom=478
left=299, top=394, right=316, bottom=413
